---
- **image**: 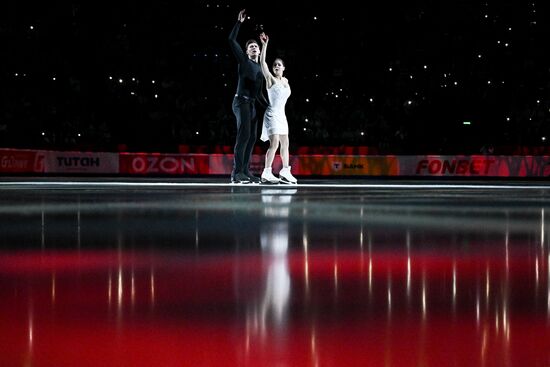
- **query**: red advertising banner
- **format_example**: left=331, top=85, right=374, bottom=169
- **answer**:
left=0, top=149, right=44, bottom=173
left=1, top=148, right=549, bottom=177
left=208, top=154, right=264, bottom=174
left=119, top=153, right=210, bottom=175
left=208, top=154, right=398, bottom=176
left=44, top=152, right=119, bottom=174
left=293, top=155, right=398, bottom=176
left=399, top=155, right=550, bottom=177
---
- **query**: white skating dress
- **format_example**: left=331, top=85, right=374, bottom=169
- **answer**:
left=260, top=82, right=291, bottom=142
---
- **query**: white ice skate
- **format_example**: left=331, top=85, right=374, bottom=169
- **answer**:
left=278, top=166, right=297, bottom=184
left=261, top=168, right=280, bottom=184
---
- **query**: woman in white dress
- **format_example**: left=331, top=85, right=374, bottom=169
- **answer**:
left=258, top=32, right=297, bottom=184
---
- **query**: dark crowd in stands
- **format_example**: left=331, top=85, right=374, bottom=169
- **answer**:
left=1, top=1, right=550, bottom=154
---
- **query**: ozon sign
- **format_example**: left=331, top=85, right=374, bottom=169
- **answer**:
left=130, top=155, right=197, bottom=174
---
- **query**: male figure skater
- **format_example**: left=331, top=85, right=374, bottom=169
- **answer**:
left=228, top=9, right=264, bottom=183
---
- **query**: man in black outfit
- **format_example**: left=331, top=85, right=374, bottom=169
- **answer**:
left=228, top=9, right=264, bottom=184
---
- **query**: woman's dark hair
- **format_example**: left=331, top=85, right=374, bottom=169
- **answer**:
left=272, top=58, right=285, bottom=67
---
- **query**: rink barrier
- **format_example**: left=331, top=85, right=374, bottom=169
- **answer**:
left=1, top=148, right=549, bottom=177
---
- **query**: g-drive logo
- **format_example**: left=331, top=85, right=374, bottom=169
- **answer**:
left=333, top=161, right=364, bottom=171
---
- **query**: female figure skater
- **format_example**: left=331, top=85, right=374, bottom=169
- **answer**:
left=258, top=32, right=297, bottom=184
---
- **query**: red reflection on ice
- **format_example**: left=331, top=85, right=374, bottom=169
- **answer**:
left=0, top=249, right=548, bottom=367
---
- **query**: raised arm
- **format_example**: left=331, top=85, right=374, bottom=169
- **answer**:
left=228, top=9, right=246, bottom=63
left=259, top=33, right=275, bottom=88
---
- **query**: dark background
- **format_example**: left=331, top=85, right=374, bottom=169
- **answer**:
left=1, top=1, right=549, bottom=154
